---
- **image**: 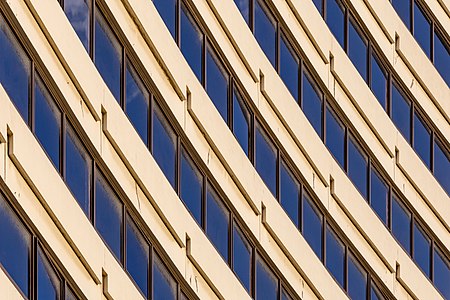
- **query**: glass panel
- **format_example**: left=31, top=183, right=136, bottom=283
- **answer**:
left=180, top=6, right=203, bottom=81
left=0, top=16, right=30, bottom=122
left=233, top=223, right=251, bottom=293
left=153, top=254, right=177, bottom=300
left=206, top=185, right=229, bottom=261
left=256, top=256, right=278, bottom=300
left=413, top=112, right=431, bottom=168
left=326, top=0, right=345, bottom=47
left=434, top=247, right=450, bottom=300
left=37, top=248, right=60, bottom=300
left=125, top=62, right=149, bottom=146
left=66, top=123, right=92, bottom=216
left=391, top=84, right=411, bottom=141
left=153, top=0, right=176, bottom=38
left=370, top=168, right=388, bottom=225
left=391, top=0, right=410, bottom=27
left=325, top=225, right=345, bottom=287
left=413, top=223, right=430, bottom=278
left=126, top=218, right=149, bottom=298
left=392, top=195, right=411, bottom=253
left=35, top=75, right=61, bottom=170
left=152, top=103, right=177, bottom=188
left=255, top=0, right=276, bottom=67
left=95, top=170, right=123, bottom=260
left=326, top=106, right=345, bottom=168
left=0, top=197, right=31, bottom=297
left=413, top=3, right=431, bottom=58
left=348, top=19, right=368, bottom=80
left=206, top=48, right=229, bottom=121
left=312, top=0, right=323, bottom=13
left=434, top=139, right=450, bottom=195
left=233, top=89, right=250, bottom=156
left=255, top=125, right=277, bottom=196
left=234, top=0, right=250, bottom=25
left=180, top=148, right=203, bottom=224
left=371, top=54, right=387, bottom=109
left=371, top=284, right=385, bottom=300
left=94, top=10, right=122, bottom=102
left=280, top=161, right=300, bottom=227
left=347, top=254, right=367, bottom=300
left=302, top=71, right=323, bottom=137
left=348, top=137, right=368, bottom=199
left=65, top=286, right=78, bottom=300
left=280, top=34, right=299, bottom=101
left=434, top=31, right=450, bottom=86
left=303, top=192, right=323, bottom=260
left=63, top=0, right=90, bottom=51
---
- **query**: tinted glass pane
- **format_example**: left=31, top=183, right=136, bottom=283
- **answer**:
left=35, top=75, right=61, bottom=170
left=153, top=0, right=176, bottom=38
left=303, top=193, right=323, bottom=260
left=65, top=286, right=78, bottom=300
left=152, top=104, right=177, bottom=188
left=255, top=0, right=276, bottom=67
left=434, top=140, right=450, bottom=195
left=370, top=168, right=388, bottom=225
left=66, top=124, right=91, bottom=216
left=348, top=255, right=367, bottom=300
left=280, top=162, right=300, bottom=227
left=413, top=112, right=430, bottom=168
left=302, top=72, right=322, bottom=136
left=312, top=0, right=323, bottom=13
left=256, top=257, right=278, bottom=300
left=0, top=17, right=30, bottom=122
left=413, top=223, right=430, bottom=277
left=392, top=195, right=411, bottom=253
left=94, top=11, right=121, bottom=102
left=206, top=185, right=229, bottom=261
left=326, top=0, right=345, bottom=47
left=371, top=285, right=384, bottom=300
left=234, top=0, right=250, bottom=25
left=280, top=35, right=299, bottom=101
left=181, top=6, right=203, bottom=81
left=326, top=226, right=345, bottom=287
left=95, top=170, right=123, bottom=260
left=64, top=0, right=90, bottom=51
left=153, top=254, right=177, bottom=300
left=413, top=3, right=431, bottom=58
left=125, top=63, right=149, bottom=145
left=37, top=248, right=60, bottom=300
left=391, top=84, right=411, bottom=141
left=434, top=248, right=450, bottom=300
left=233, top=89, right=250, bottom=156
left=233, top=224, right=251, bottom=292
left=206, top=49, right=228, bottom=121
left=371, top=54, right=387, bottom=109
left=348, top=137, right=368, bottom=199
left=255, top=125, right=277, bottom=196
left=180, top=149, right=203, bottom=224
left=126, top=219, right=149, bottom=298
left=0, top=198, right=30, bottom=297
left=434, top=31, right=450, bottom=86
left=391, top=0, right=410, bottom=27
left=348, top=20, right=368, bottom=80
left=282, top=289, right=293, bottom=300
left=326, top=107, right=345, bottom=168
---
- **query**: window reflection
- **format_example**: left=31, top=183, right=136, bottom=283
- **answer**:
left=256, top=256, right=278, bottom=300
left=37, top=247, right=61, bottom=300
left=206, top=185, right=230, bottom=261
left=254, top=0, right=276, bottom=67
left=153, top=254, right=177, bottom=300
left=255, top=124, right=277, bottom=196
left=326, top=225, right=345, bottom=287
left=180, top=148, right=203, bottom=224
left=126, top=218, right=149, bottom=298
left=180, top=5, right=203, bottom=81
left=63, top=0, right=90, bottom=51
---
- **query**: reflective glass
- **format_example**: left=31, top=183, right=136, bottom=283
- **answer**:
left=348, top=19, right=368, bottom=80
left=153, top=254, right=177, bottom=300
left=326, top=106, right=345, bottom=168
left=255, top=125, right=277, bottom=196
left=413, top=223, right=430, bottom=277
left=65, top=286, right=78, bottom=300
left=234, top=0, right=250, bottom=25
left=434, top=139, right=450, bottom=195
left=312, top=0, right=323, bottom=13
left=233, top=224, right=251, bottom=293
left=413, top=112, right=430, bottom=168
left=371, top=285, right=384, bottom=300
left=282, top=289, right=293, bottom=300
left=64, top=0, right=90, bottom=51
left=348, top=137, right=368, bottom=199
left=303, top=193, right=323, bottom=260
left=280, top=34, right=299, bottom=101
left=180, top=149, right=203, bottom=224
left=233, top=89, right=250, bottom=156
left=434, top=31, right=450, bottom=86
left=206, top=185, right=229, bottom=261
left=302, top=71, right=323, bottom=136
left=326, top=225, right=345, bottom=287
left=434, top=247, right=450, bottom=300
left=371, top=54, right=387, bottom=109
left=391, top=84, right=411, bottom=141
left=414, top=3, right=431, bottom=58
left=280, top=161, right=300, bottom=227
left=206, top=49, right=228, bottom=121
left=392, top=195, right=411, bottom=253
left=348, top=254, right=367, bottom=300
left=153, top=0, right=176, bottom=38
left=326, top=0, right=345, bottom=47
left=181, top=6, right=203, bottom=81
left=370, top=168, right=388, bottom=225
left=126, top=219, right=149, bottom=298
left=391, top=0, right=410, bottom=27
left=255, top=0, right=276, bottom=67
left=256, top=257, right=278, bottom=300
left=37, top=248, right=60, bottom=300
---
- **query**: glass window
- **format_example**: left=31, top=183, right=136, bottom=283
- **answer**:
left=94, top=10, right=122, bottom=102
left=434, top=31, right=450, bottom=86
left=280, top=34, right=299, bottom=101
left=232, top=223, right=251, bottom=293
left=234, top=0, right=250, bottom=25
left=63, top=0, right=90, bottom=51
left=232, top=89, right=250, bottom=156
left=282, top=289, right=293, bottom=300
left=206, top=185, right=229, bottom=261
left=302, top=71, right=323, bottom=137
left=370, top=168, right=388, bottom=225
left=413, top=112, right=431, bottom=168
left=326, top=106, right=345, bottom=168
left=348, top=19, right=368, bottom=80
left=391, top=195, right=411, bottom=253
left=126, top=218, right=149, bottom=298
left=153, top=0, right=176, bottom=38
left=206, top=48, right=229, bottom=121
left=312, top=0, right=323, bottom=13
left=326, top=0, right=345, bottom=47
left=280, top=161, right=300, bottom=227
left=95, top=170, right=123, bottom=260
left=65, top=285, right=78, bottom=300
left=371, top=54, right=387, bottom=109
left=434, top=139, right=450, bottom=195
left=391, top=0, right=410, bottom=27
left=371, top=284, right=385, bottom=300
left=413, top=223, right=430, bottom=277
left=0, top=197, right=31, bottom=297
left=37, top=247, right=61, bottom=300
left=125, top=62, right=149, bottom=146
left=35, top=75, right=61, bottom=171
left=256, top=256, right=278, bottom=300
left=65, top=123, right=92, bottom=216
left=180, top=148, right=203, bottom=224
left=302, top=192, right=323, bottom=260
left=254, top=0, right=276, bottom=67
left=180, top=6, right=203, bottom=81
left=255, top=124, right=277, bottom=196
left=348, top=136, right=368, bottom=199
left=153, top=254, right=177, bottom=300
left=434, top=247, right=450, bottom=300
left=152, top=103, right=177, bottom=189
left=413, top=3, right=431, bottom=58
left=325, top=225, right=345, bottom=287
left=391, top=84, right=411, bottom=141
left=0, top=16, right=31, bottom=122
left=347, top=254, right=367, bottom=300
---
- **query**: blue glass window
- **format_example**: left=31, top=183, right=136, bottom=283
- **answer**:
left=255, top=125, right=277, bottom=196
left=434, top=139, right=450, bottom=195
left=63, top=0, right=90, bottom=51
left=370, top=168, right=388, bottom=225
left=434, top=247, right=450, bottom=300
left=391, top=0, right=410, bottom=27
left=392, top=195, right=411, bottom=253
left=234, top=0, right=250, bottom=25
left=282, top=289, right=293, bottom=300
left=37, top=247, right=60, bottom=300
left=326, top=106, right=345, bottom=168
left=348, top=19, right=368, bottom=80
left=95, top=170, right=123, bottom=260
left=255, top=0, right=276, bottom=67
left=326, top=225, right=345, bottom=287
left=371, top=54, right=387, bottom=109
left=256, top=256, right=278, bottom=300
left=391, top=84, right=411, bottom=141
left=348, top=136, right=368, bottom=199
left=302, top=71, right=323, bottom=137
left=233, top=89, right=250, bottom=156
left=326, top=0, right=345, bottom=47
left=153, top=0, right=176, bottom=38
left=280, top=161, right=300, bottom=227
left=153, top=254, right=177, bottom=300
left=313, top=0, right=323, bottom=13
left=126, top=218, right=149, bottom=298
left=206, top=185, right=229, bottom=261
left=413, top=3, right=431, bottom=58
left=302, top=192, right=323, bottom=260
left=413, top=223, right=430, bottom=277
left=371, top=285, right=384, bottom=300
left=233, top=223, right=251, bottom=293
left=434, top=31, right=450, bottom=86
left=180, top=148, right=203, bottom=224
left=347, top=254, right=367, bottom=300
left=181, top=6, right=203, bottom=81
left=94, top=10, right=122, bottom=102
left=35, top=75, right=61, bottom=171
left=280, top=34, right=299, bottom=101
left=413, top=112, right=430, bottom=168
left=206, top=48, right=229, bottom=121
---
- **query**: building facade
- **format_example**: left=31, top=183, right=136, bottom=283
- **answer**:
left=0, top=0, right=448, bottom=299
